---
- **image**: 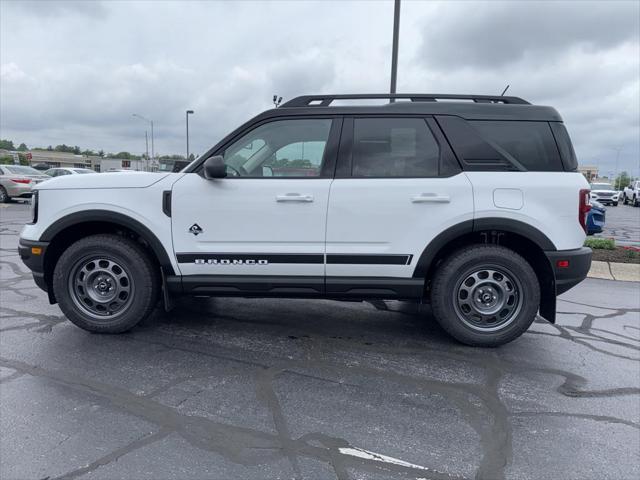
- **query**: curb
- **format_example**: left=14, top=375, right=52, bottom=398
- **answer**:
left=588, top=261, right=640, bottom=282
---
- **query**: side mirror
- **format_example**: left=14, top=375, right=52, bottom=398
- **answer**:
left=203, top=156, right=227, bottom=179
left=262, top=165, right=273, bottom=177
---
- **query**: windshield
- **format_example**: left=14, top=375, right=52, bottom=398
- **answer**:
left=73, top=169, right=93, bottom=174
left=590, top=183, right=615, bottom=191
left=4, top=165, right=42, bottom=175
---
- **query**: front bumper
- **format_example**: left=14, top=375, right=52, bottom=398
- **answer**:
left=18, top=238, right=49, bottom=292
left=545, top=247, right=592, bottom=295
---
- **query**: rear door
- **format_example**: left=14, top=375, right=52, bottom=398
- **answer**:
left=325, top=116, right=473, bottom=293
left=171, top=117, right=341, bottom=280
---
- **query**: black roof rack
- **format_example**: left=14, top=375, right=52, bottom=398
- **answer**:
left=281, top=93, right=530, bottom=107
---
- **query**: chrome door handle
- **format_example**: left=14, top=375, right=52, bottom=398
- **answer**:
left=411, top=193, right=451, bottom=203
left=276, top=193, right=314, bottom=202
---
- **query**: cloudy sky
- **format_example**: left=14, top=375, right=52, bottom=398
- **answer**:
left=1, top=0, right=639, bottom=175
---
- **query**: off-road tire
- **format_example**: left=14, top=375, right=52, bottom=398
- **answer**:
left=430, top=245, right=540, bottom=347
left=53, top=234, right=159, bottom=333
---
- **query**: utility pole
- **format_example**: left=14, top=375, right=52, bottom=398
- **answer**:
left=611, top=146, right=622, bottom=189
left=389, top=0, right=401, bottom=102
left=145, top=131, right=149, bottom=171
left=186, top=110, right=194, bottom=160
left=133, top=113, right=155, bottom=171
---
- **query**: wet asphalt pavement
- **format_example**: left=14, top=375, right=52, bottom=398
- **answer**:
left=597, top=202, right=640, bottom=245
left=1, top=202, right=639, bottom=480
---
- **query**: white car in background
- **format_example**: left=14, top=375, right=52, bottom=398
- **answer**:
left=44, top=167, right=97, bottom=177
left=589, top=182, right=619, bottom=206
left=622, top=180, right=640, bottom=207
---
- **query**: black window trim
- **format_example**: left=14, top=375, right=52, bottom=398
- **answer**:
left=194, top=115, right=343, bottom=180
left=335, top=114, right=461, bottom=179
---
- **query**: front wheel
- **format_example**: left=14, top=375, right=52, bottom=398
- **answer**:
left=430, top=245, right=540, bottom=347
left=0, top=186, right=9, bottom=203
left=613, top=202, right=619, bottom=207
left=53, top=234, right=160, bottom=333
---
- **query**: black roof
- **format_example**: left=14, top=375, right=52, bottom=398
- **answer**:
left=267, top=94, right=562, bottom=122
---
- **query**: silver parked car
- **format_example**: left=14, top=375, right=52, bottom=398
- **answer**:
left=0, top=165, right=51, bottom=202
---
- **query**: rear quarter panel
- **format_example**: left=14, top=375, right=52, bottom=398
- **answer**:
left=465, top=172, right=589, bottom=250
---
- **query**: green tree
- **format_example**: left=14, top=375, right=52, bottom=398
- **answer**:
left=0, top=139, right=15, bottom=150
left=614, top=171, right=633, bottom=190
left=98, top=149, right=105, bottom=157
left=17, top=143, right=28, bottom=151
left=47, top=145, right=53, bottom=151
left=72, top=146, right=81, bottom=155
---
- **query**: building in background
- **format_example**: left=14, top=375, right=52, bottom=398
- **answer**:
left=11, top=150, right=158, bottom=172
left=578, top=165, right=599, bottom=181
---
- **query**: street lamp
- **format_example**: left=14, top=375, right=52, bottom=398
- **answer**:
left=611, top=146, right=622, bottom=190
left=186, top=110, right=194, bottom=161
left=132, top=113, right=154, bottom=171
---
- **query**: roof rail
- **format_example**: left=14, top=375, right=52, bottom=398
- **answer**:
left=281, top=93, right=531, bottom=107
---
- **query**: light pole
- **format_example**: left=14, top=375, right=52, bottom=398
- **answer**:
left=144, top=131, right=149, bottom=171
left=389, top=0, right=401, bottom=102
left=186, top=110, right=194, bottom=161
left=612, top=146, right=622, bottom=190
left=133, top=113, right=154, bottom=171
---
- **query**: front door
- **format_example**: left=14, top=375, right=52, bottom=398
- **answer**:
left=171, top=117, right=340, bottom=280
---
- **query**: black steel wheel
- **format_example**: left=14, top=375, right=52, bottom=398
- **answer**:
left=430, top=245, right=540, bottom=347
left=53, top=234, right=159, bottom=333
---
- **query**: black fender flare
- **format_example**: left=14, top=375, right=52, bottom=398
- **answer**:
left=40, top=209, right=175, bottom=275
left=412, top=217, right=556, bottom=278
left=412, top=217, right=558, bottom=322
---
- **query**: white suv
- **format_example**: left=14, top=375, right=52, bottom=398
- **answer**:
left=19, top=94, right=592, bottom=346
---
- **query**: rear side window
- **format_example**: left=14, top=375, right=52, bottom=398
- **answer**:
left=549, top=122, right=578, bottom=171
left=351, top=118, right=440, bottom=177
left=469, top=120, right=562, bottom=171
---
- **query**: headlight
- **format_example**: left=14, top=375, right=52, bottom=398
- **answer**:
left=590, top=193, right=597, bottom=198
left=30, top=190, right=38, bottom=224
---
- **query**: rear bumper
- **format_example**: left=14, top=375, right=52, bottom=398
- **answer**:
left=545, top=247, right=592, bottom=295
left=5, top=182, right=33, bottom=198
left=18, top=238, right=49, bottom=292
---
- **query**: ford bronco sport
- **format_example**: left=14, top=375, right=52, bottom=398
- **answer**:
left=19, top=94, right=592, bottom=346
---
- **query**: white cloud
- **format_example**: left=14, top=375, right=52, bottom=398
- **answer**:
left=0, top=0, right=638, bottom=175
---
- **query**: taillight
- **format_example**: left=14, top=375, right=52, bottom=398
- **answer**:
left=10, top=178, right=31, bottom=184
left=579, top=189, right=591, bottom=233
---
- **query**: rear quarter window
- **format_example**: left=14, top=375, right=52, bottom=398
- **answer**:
left=549, top=122, right=578, bottom=171
left=469, top=120, right=563, bottom=171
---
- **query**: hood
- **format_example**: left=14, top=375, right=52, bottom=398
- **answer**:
left=35, top=172, right=172, bottom=190
left=591, top=189, right=617, bottom=194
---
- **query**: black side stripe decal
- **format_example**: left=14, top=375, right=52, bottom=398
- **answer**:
left=177, top=253, right=323, bottom=264
left=176, top=253, right=413, bottom=265
left=326, top=254, right=413, bottom=265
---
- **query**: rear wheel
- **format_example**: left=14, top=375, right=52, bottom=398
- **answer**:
left=634, top=196, right=639, bottom=207
left=430, top=245, right=540, bottom=347
left=53, top=234, right=160, bottom=333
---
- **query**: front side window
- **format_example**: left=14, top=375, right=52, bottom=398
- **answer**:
left=222, top=119, right=332, bottom=177
left=351, top=118, right=440, bottom=177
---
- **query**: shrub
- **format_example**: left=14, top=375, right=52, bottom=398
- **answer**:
left=584, top=237, right=616, bottom=250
